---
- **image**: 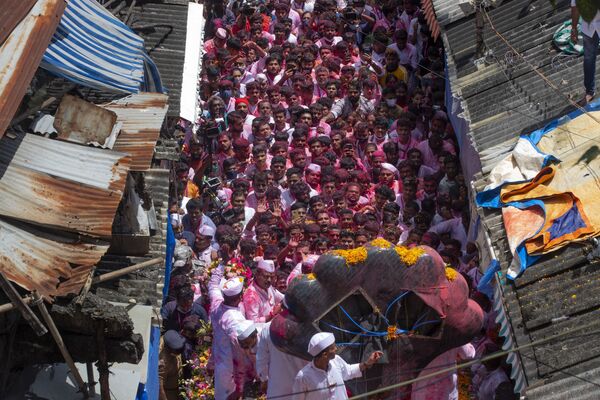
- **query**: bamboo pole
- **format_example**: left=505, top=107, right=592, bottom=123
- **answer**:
left=0, top=273, right=46, bottom=336
left=33, top=293, right=90, bottom=398
left=86, top=362, right=96, bottom=397
left=96, top=321, right=110, bottom=400
left=92, top=257, right=163, bottom=285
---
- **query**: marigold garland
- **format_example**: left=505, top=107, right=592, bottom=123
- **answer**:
left=387, top=325, right=399, bottom=341
left=394, top=246, right=425, bottom=266
left=331, top=246, right=368, bottom=265
left=445, top=267, right=458, bottom=281
left=180, top=321, right=215, bottom=400
left=306, top=273, right=316, bottom=280
left=370, top=238, right=392, bottom=249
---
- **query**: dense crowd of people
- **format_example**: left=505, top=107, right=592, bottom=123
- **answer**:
left=158, top=0, right=516, bottom=399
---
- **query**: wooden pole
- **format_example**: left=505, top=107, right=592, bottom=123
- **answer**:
left=96, top=321, right=110, bottom=400
left=92, top=257, right=163, bottom=285
left=33, top=293, right=90, bottom=398
left=0, top=296, right=31, bottom=315
left=0, top=273, right=47, bottom=336
left=86, top=362, right=96, bottom=397
left=0, top=257, right=163, bottom=315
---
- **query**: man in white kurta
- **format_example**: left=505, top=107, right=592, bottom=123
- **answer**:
left=243, top=259, right=284, bottom=323
left=292, top=332, right=382, bottom=400
left=256, top=320, right=308, bottom=399
left=210, top=277, right=247, bottom=400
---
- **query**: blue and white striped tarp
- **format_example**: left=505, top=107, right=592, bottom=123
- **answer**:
left=40, top=0, right=164, bottom=94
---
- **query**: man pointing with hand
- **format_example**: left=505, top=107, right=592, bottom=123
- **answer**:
left=292, top=332, right=383, bottom=399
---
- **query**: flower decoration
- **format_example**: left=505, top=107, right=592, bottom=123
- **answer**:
left=180, top=321, right=215, bottom=399
left=306, top=273, right=316, bottom=281
left=370, top=238, right=392, bottom=249
left=445, top=267, right=458, bottom=282
left=395, top=246, right=425, bottom=266
left=219, top=257, right=253, bottom=286
left=331, top=247, right=368, bottom=265
left=387, top=325, right=399, bottom=341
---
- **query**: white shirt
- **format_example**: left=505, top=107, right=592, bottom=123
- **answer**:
left=292, top=355, right=362, bottom=400
left=210, top=302, right=247, bottom=399
left=387, top=43, right=418, bottom=70
left=573, top=0, right=600, bottom=37
left=256, top=322, right=309, bottom=399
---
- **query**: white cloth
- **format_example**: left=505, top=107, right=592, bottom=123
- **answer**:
left=292, top=355, right=362, bottom=400
left=573, top=0, right=600, bottom=37
left=256, top=321, right=309, bottom=399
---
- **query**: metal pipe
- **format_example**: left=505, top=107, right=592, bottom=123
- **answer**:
left=33, top=293, right=90, bottom=398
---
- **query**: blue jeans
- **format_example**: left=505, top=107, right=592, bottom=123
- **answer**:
left=584, top=32, right=599, bottom=96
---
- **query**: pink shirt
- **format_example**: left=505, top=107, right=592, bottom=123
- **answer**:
left=242, top=281, right=284, bottom=323
left=411, top=344, right=475, bottom=400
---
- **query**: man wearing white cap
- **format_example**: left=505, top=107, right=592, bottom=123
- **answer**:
left=292, top=332, right=383, bottom=399
left=193, top=225, right=217, bottom=268
left=211, top=277, right=247, bottom=400
left=243, top=259, right=284, bottom=323
left=232, top=320, right=261, bottom=396
left=379, top=162, right=401, bottom=194
left=204, top=27, right=228, bottom=57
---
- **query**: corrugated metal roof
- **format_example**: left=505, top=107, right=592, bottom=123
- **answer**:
left=0, top=132, right=131, bottom=237
left=422, top=0, right=441, bottom=40
left=0, top=218, right=108, bottom=300
left=102, top=92, right=169, bottom=171
left=0, top=0, right=66, bottom=138
left=436, top=0, right=600, bottom=396
left=129, top=1, right=189, bottom=117
left=54, top=94, right=118, bottom=146
left=432, top=0, right=471, bottom=27
left=0, top=0, right=37, bottom=44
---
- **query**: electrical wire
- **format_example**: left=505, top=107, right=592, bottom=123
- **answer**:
left=520, top=352, right=600, bottom=390
left=482, top=6, right=600, bottom=126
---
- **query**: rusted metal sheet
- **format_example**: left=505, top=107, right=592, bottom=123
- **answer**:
left=0, top=0, right=37, bottom=45
left=422, top=0, right=441, bottom=40
left=0, top=0, right=66, bottom=139
left=0, top=219, right=108, bottom=300
left=102, top=93, right=169, bottom=171
left=54, top=94, right=118, bottom=146
left=0, top=132, right=131, bottom=237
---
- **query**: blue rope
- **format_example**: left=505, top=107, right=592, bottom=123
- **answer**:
left=411, top=313, right=427, bottom=331
left=385, top=291, right=409, bottom=318
left=412, top=320, right=440, bottom=331
left=321, top=322, right=363, bottom=336
left=339, top=305, right=387, bottom=336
